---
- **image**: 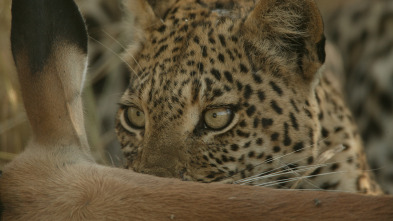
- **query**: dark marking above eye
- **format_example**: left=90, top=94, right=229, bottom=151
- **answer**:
left=213, top=89, right=223, bottom=97
left=269, top=81, right=283, bottom=96
left=246, top=105, right=256, bottom=117
left=243, top=85, right=253, bottom=99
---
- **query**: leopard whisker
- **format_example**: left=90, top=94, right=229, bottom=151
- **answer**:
left=223, top=137, right=332, bottom=183
left=101, top=30, right=143, bottom=72
left=276, top=158, right=323, bottom=190
left=234, top=155, right=310, bottom=184
left=235, top=161, right=341, bottom=185
left=279, top=188, right=356, bottom=193
left=255, top=170, right=351, bottom=188
left=88, top=35, right=141, bottom=82
left=290, top=144, right=344, bottom=189
left=236, top=165, right=321, bottom=185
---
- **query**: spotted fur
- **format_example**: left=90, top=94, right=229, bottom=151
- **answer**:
left=325, top=0, right=393, bottom=194
left=115, top=0, right=381, bottom=194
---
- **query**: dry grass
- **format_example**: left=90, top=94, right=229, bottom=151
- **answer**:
left=0, top=0, right=29, bottom=167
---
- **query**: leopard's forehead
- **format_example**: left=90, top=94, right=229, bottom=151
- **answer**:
left=134, top=1, right=250, bottom=79
left=122, top=1, right=259, bottom=115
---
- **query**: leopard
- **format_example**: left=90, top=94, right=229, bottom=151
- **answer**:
left=323, top=0, right=393, bottom=194
left=113, top=0, right=382, bottom=194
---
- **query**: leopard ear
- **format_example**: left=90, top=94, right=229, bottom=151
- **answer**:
left=121, top=0, right=178, bottom=66
left=145, top=0, right=179, bottom=18
left=122, top=0, right=178, bottom=27
left=241, top=0, right=326, bottom=80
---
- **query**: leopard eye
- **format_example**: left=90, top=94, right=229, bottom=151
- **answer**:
left=124, top=107, right=145, bottom=129
left=204, top=108, right=234, bottom=130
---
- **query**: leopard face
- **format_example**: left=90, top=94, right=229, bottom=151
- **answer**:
left=115, top=0, right=381, bottom=193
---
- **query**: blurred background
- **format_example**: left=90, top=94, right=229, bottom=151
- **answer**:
left=0, top=0, right=132, bottom=167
